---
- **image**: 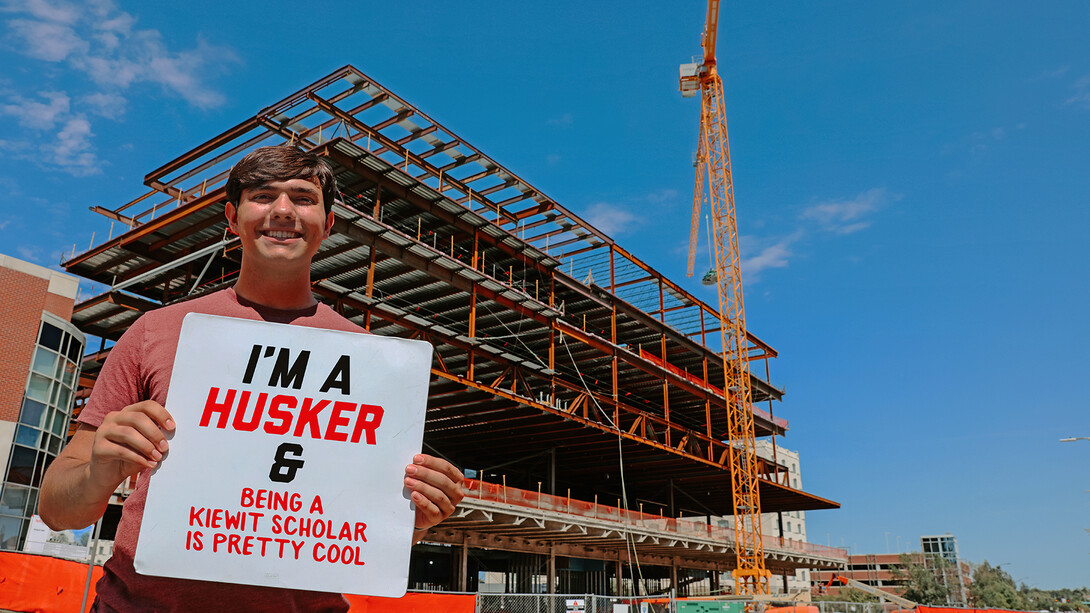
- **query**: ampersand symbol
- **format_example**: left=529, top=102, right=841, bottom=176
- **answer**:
left=269, top=442, right=305, bottom=483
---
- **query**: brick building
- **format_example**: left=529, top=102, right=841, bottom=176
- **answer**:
left=0, top=254, right=84, bottom=550
left=814, top=548, right=972, bottom=604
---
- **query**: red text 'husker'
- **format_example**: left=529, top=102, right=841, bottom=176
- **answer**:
left=198, top=387, right=384, bottom=443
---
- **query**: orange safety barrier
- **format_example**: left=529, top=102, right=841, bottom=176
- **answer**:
left=767, top=606, right=819, bottom=613
left=462, top=478, right=848, bottom=560
left=637, top=349, right=789, bottom=429
left=345, top=592, right=476, bottom=612
left=0, top=551, right=475, bottom=613
left=0, top=551, right=103, bottom=613
left=918, top=608, right=1028, bottom=613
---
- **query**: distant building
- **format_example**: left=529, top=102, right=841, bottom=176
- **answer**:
left=921, top=534, right=968, bottom=604
left=813, top=545, right=972, bottom=605
left=0, top=254, right=84, bottom=551
left=754, top=440, right=811, bottom=594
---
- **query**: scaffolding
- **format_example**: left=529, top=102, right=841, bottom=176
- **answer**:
left=63, top=66, right=842, bottom=590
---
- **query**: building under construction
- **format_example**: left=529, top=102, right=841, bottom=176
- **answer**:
left=64, top=65, right=845, bottom=596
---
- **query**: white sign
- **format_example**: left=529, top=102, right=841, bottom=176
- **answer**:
left=23, top=514, right=93, bottom=561
left=135, top=314, right=432, bottom=597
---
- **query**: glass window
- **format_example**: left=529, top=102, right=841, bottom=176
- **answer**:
left=62, top=360, right=78, bottom=388
left=31, top=347, right=58, bottom=377
left=26, top=374, right=51, bottom=404
left=66, top=336, right=83, bottom=365
left=47, top=435, right=61, bottom=455
left=55, top=386, right=71, bottom=413
left=14, top=426, right=39, bottom=448
left=0, top=516, right=24, bottom=550
left=39, top=323, right=63, bottom=351
left=24, top=489, right=38, bottom=518
left=0, top=485, right=30, bottom=516
left=31, top=451, right=50, bottom=488
left=6, top=446, right=36, bottom=485
left=19, top=399, right=47, bottom=428
left=50, top=412, right=67, bottom=437
left=54, top=353, right=67, bottom=379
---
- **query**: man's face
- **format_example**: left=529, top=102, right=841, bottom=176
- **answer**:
left=225, top=177, right=333, bottom=270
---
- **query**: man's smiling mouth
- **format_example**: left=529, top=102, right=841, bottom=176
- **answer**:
left=262, top=230, right=302, bottom=240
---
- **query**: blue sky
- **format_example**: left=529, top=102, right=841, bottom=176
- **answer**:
left=2, top=0, right=1088, bottom=589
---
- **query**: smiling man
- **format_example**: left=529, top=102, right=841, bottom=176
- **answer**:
left=39, top=145, right=465, bottom=612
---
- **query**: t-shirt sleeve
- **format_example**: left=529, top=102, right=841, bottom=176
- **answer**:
left=78, top=315, right=148, bottom=428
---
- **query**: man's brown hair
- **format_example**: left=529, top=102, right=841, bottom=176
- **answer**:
left=226, top=145, right=338, bottom=213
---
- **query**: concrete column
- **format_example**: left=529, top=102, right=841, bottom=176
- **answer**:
left=548, top=545, right=556, bottom=594
left=617, top=551, right=625, bottom=596
left=457, top=535, right=468, bottom=592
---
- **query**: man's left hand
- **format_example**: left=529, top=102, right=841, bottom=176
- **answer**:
left=404, top=454, right=464, bottom=536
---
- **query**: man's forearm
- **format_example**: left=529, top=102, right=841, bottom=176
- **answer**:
left=40, top=459, right=116, bottom=529
left=39, top=431, right=120, bottom=530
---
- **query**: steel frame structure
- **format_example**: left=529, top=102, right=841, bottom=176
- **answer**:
left=64, top=66, right=837, bottom=571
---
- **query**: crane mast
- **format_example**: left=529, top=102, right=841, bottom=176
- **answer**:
left=680, top=0, right=771, bottom=595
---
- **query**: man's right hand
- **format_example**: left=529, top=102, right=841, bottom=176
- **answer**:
left=89, top=400, right=176, bottom=489
left=39, top=401, right=175, bottom=531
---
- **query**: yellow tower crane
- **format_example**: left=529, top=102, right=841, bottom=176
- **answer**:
left=679, top=0, right=772, bottom=595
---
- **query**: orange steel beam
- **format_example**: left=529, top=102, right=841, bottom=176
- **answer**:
left=307, top=93, right=522, bottom=227
left=322, top=147, right=543, bottom=270
left=330, top=209, right=751, bottom=417
left=63, top=186, right=226, bottom=270
left=311, top=279, right=743, bottom=469
left=436, top=366, right=742, bottom=472
left=611, top=242, right=777, bottom=358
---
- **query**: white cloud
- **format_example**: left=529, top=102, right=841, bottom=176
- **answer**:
left=546, top=112, right=573, bottom=127
left=800, top=187, right=895, bottom=235
left=7, top=18, right=87, bottom=61
left=738, top=231, right=802, bottom=283
left=0, top=0, right=235, bottom=174
left=584, top=202, right=638, bottom=236
left=81, top=90, right=126, bottom=119
left=1, top=91, right=70, bottom=128
left=47, top=115, right=99, bottom=175
left=16, top=245, right=43, bottom=262
left=7, top=0, right=82, bottom=24
left=1066, top=74, right=1090, bottom=110
left=646, top=188, right=678, bottom=205
left=63, top=29, right=233, bottom=109
left=943, top=124, right=1018, bottom=157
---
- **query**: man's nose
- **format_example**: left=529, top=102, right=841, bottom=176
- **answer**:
left=271, top=193, right=295, bottom=217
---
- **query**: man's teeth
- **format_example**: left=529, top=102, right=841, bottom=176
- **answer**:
left=266, top=231, right=300, bottom=239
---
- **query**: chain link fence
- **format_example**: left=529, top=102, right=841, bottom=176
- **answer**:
left=473, top=595, right=913, bottom=613
left=812, top=602, right=907, bottom=613
left=475, top=593, right=650, bottom=613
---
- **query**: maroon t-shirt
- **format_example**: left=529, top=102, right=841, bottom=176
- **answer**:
left=79, top=288, right=365, bottom=612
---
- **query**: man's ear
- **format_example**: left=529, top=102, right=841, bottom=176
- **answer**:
left=225, top=202, right=239, bottom=235
left=323, top=209, right=334, bottom=239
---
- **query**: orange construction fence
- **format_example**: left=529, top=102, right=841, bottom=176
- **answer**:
left=918, top=608, right=1028, bottom=613
left=0, top=551, right=475, bottom=613
left=0, top=551, right=102, bottom=613
left=462, top=477, right=848, bottom=560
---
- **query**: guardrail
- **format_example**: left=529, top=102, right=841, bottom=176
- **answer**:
left=462, top=478, right=847, bottom=560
